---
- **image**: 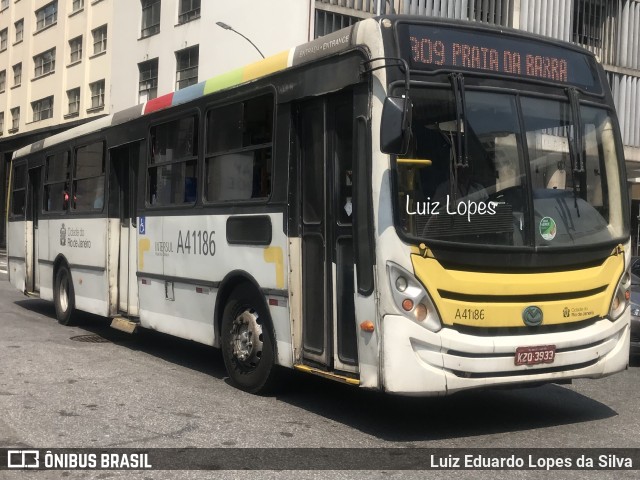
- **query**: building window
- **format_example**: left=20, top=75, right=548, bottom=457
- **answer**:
left=0, top=112, right=4, bottom=136
left=89, top=79, right=105, bottom=110
left=15, top=19, right=23, bottom=43
left=67, top=87, right=80, bottom=116
left=0, top=0, right=8, bottom=10
left=72, top=0, right=84, bottom=12
left=205, top=94, right=273, bottom=202
left=0, top=70, right=5, bottom=92
left=148, top=116, right=198, bottom=205
left=69, top=36, right=82, bottom=63
left=92, top=25, right=107, bottom=55
left=36, top=1, right=58, bottom=32
left=314, top=10, right=358, bottom=38
left=175, top=45, right=198, bottom=90
left=138, top=58, right=158, bottom=103
left=178, top=0, right=200, bottom=24
left=34, top=48, right=56, bottom=78
left=573, top=0, right=605, bottom=49
left=10, top=107, right=20, bottom=131
left=0, top=28, right=7, bottom=52
left=12, top=63, right=21, bottom=87
left=32, top=96, right=54, bottom=122
left=141, top=0, right=160, bottom=38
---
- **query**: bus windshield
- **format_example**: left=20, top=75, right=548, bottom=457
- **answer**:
left=396, top=86, right=627, bottom=248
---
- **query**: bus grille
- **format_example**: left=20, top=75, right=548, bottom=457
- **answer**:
left=450, top=317, right=601, bottom=336
left=439, top=286, right=608, bottom=303
left=448, top=359, right=599, bottom=379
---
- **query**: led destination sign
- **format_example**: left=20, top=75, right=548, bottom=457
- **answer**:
left=399, top=24, right=600, bottom=91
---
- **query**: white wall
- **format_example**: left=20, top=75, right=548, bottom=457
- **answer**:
left=110, top=0, right=313, bottom=112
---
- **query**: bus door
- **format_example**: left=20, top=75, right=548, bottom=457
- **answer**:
left=109, top=142, right=140, bottom=316
left=297, top=91, right=358, bottom=371
left=27, top=167, right=42, bottom=292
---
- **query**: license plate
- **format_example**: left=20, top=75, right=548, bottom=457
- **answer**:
left=514, top=345, right=556, bottom=366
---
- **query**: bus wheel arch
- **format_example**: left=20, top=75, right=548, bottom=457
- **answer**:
left=215, top=272, right=279, bottom=394
left=53, top=255, right=76, bottom=326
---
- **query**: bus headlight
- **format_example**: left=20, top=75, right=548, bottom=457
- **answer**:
left=609, top=270, right=630, bottom=321
left=387, top=262, right=441, bottom=332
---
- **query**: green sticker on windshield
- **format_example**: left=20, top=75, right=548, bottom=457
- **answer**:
left=539, top=217, right=557, bottom=241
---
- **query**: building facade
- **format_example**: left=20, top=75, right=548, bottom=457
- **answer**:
left=110, top=0, right=312, bottom=112
left=0, top=0, right=112, bottom=139
left=0, top=0, right=313, bottom=245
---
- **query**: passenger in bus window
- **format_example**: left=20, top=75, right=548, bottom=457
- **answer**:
left=62, top=184, right=70, bottom=210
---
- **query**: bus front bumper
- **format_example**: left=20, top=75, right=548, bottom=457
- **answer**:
left=381, top=311, right=630, bottom=396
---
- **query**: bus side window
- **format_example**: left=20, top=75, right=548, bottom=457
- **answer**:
left=148, top=116, right=198, bottom=206
left=11, top=164, right=27, bottom=217
left=73, top=142, right=105, bottom=212
left=44, top=151, right=70, bottom=212
left=205, top=94, right=273, bottom=202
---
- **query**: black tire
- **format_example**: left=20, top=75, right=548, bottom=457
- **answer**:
left=221, top=291, right=278, bottom=394
left=54, top=265, right=76, bottom=326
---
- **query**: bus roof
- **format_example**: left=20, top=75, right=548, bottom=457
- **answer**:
left=14, top=15, right=600, bottom=161
left=13, top=22, right=360, bottom=160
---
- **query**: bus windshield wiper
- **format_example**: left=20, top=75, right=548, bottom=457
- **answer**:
left=567, top=87, right=584, bottom=217
left=448, top=73, right=468, bottom=169
left=447, top=73, right=469, bottom=202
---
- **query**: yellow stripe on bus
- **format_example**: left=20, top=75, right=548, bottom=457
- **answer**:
left=264, top=246, right=284, bottom=289
left=138, top=238, right=151, bottom=270
left=411, top=249, right=624, bottom=328
left=242, top=51, right=290, bottom=83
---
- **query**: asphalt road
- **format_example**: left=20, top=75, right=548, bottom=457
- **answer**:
left=1, top=266, right=640, bottom=479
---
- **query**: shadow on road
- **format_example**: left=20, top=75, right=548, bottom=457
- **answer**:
left=13, top=298, right=227, bottom=381
left=14, top=297, right=619, bottom=442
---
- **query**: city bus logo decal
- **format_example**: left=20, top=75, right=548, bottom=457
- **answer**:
left=60, top=224, right=66, bottom=246
left=522, top=306, right=543, bottom=326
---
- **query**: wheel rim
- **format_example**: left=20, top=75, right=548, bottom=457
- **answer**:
left=59, top=272, right=69, bottom=313
left=229, top=309, right=264, bottom=369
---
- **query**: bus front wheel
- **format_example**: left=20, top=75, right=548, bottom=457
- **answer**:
left=221, top=293, right=277, bottom=394
left=54, top=265, right=76, bottom=326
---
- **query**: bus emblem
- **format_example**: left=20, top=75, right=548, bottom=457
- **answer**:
left=522, top=306, right=543, bottom=326
left=60, top=224, right=66, bottom=246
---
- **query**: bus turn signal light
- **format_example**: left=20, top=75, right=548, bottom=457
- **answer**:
left=360, top=320, right=375, bottom=332
left=402, top=299, right=414, bottom=311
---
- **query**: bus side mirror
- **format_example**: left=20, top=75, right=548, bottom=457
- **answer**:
left=380, top=96, right=412, bottom=155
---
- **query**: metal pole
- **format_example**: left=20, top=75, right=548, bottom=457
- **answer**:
left=215, top=22, right=265, bottom=59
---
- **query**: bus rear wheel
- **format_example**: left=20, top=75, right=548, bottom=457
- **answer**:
left=54, top=265, right=76, bottom=326
left=221, top=293, right=277, bottom=394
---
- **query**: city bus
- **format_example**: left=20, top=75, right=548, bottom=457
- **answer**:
left=6, top=16, right=631, bottom=395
